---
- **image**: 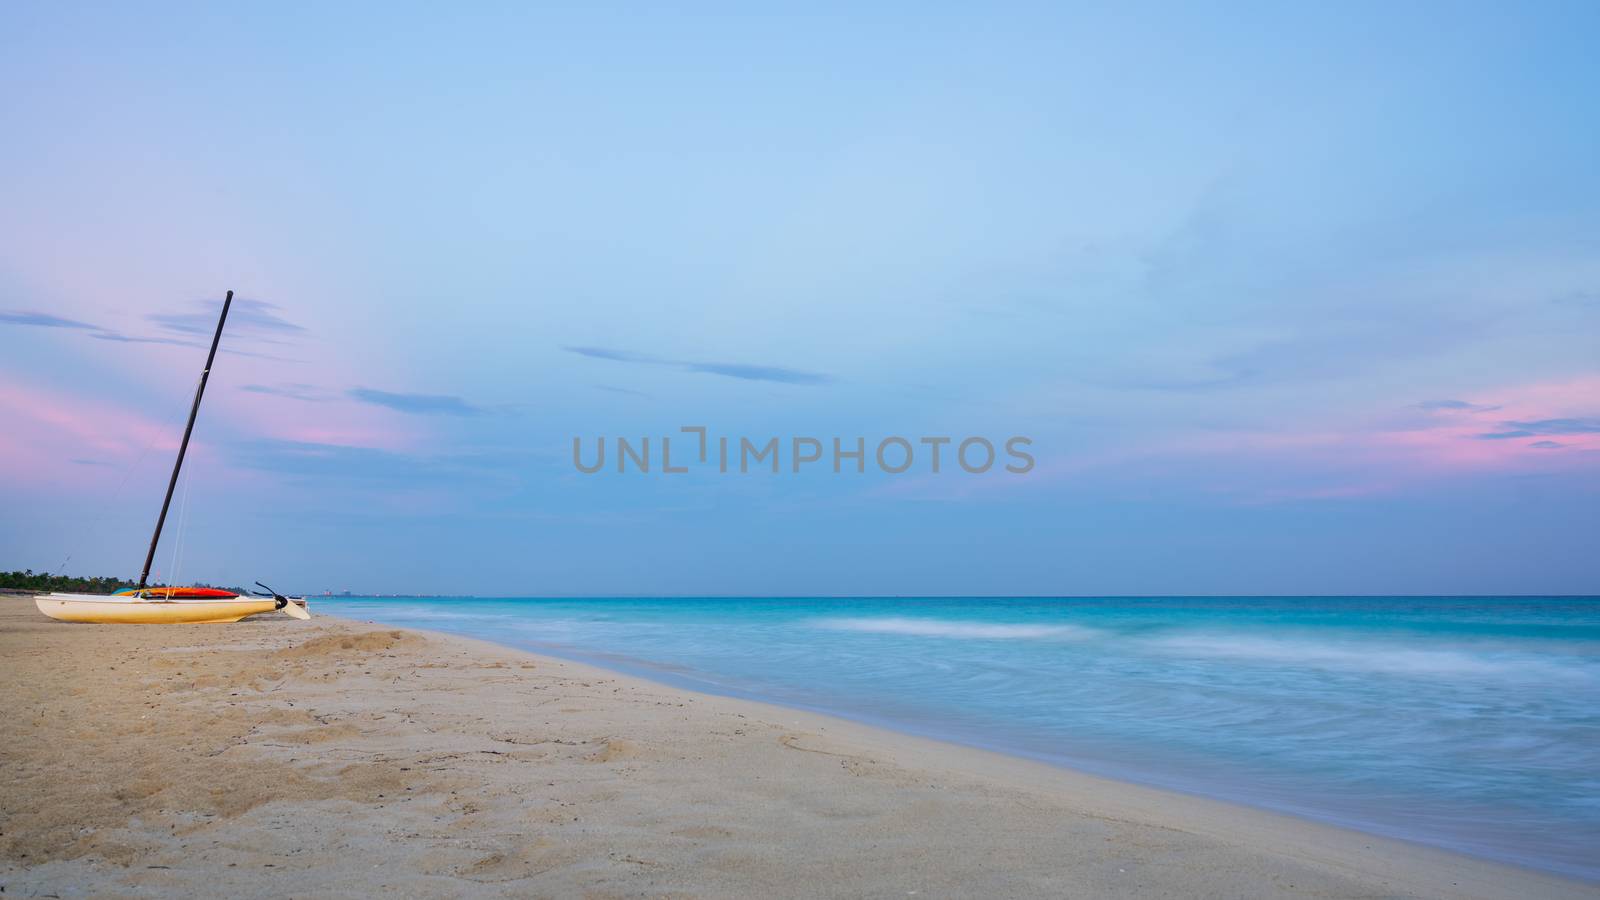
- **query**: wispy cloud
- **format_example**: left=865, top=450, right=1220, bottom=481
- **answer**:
left=1503, top=417, right=1600, bottom=435
left=232, top=439, right=455, bottom=484
left=1529, top=440, right=1566, bottom=449
left=567, top=346, right=655, bottom=364
left=88, top=331, right=202, bottom=348
left=348, top=387, right=483, bottom=416
left=230, top=439, right=518, bottom=488
left=3, top=300, right=300, bottom=354
left=0, top=311, right=99, bottom=330
left=241, top=383, right=332, bottom=402
left=595, top=384, right=652, bottom=398
left=682, top=362, right=832, bottom=385
left=0, top=308, right=196, bottom=345
left=3, top=307, right=204, bottom=348
left=1419, top=399, right=1501, bottom=413
left=150, top=298, right=305, bottom=338
left=91, top=329, right=298, bottom=361
left=564, top=345, right=833, bottom=386
left=1476, top=417, right=1600, bottom=440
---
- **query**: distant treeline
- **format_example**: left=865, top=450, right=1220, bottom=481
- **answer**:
left=1, top=570, right=246, bottom=595
left=2, top=570, right=133, bottom=594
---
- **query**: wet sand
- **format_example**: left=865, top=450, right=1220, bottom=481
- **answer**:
left=2, top=596, right=1592, bottom=898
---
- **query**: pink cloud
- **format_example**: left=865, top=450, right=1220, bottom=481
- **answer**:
left=951, top=375, right=1600, bottom=506
left=0, top=369, right=423, bottom=499
left=1160, top=375, right=1600, bottom=476
left=1367, top=375, right=1600, bottom=468
left=0, top=377, right=182, bottom=485
left=4, top=296, right=426, bottom=456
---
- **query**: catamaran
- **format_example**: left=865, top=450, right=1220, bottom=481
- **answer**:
left=34, top=291, right=311, bottom=624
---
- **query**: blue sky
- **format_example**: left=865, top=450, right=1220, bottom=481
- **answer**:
left=2, top=2, right=1597, bottom=595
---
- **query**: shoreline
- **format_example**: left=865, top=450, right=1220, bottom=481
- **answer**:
left=360, top=618, right=1600, bottom=892
left=426, top=627, right=1566, bottom=875
left=318, top=595, right=1600, bottom=882
left=3, top=598, right=1592, bottom=898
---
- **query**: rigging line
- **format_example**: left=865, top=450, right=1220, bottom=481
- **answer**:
left=53, top=373, right=204, bottom=578
left=167, top=454, right=195, bottom=590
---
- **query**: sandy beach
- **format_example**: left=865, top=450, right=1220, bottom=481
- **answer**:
left=1, top=597, right=1592, bottom=899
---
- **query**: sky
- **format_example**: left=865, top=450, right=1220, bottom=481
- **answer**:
left=2, top=2, right=1597, bottom=596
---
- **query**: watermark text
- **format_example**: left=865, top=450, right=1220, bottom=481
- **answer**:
left=573, top=427, right=1034, bottom=475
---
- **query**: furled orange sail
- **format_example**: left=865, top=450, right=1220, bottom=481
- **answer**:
left=112, top=587, right=239, bottom=599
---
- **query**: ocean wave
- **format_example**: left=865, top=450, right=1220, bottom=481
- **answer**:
left=1145, top=633, right=1594, bottom=682
left=811, top=616, right=1103, bottom=640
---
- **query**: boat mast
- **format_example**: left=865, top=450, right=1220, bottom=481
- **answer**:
left=137, top=290, right=233, bottom=590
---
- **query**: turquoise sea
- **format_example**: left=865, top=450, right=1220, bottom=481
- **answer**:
left=316, top=595, right=1600, bottom=880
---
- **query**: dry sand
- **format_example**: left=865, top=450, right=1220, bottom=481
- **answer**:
left=2, top=596, right=1593, bottom=899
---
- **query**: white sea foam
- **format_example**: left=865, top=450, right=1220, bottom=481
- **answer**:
left=812, top=616, right=1102, bottom=640
left=1145, top=633, right=1593, bottom=682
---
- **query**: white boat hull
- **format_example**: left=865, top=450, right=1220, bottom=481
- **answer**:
left=34, top=593, right=309, bottom=625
